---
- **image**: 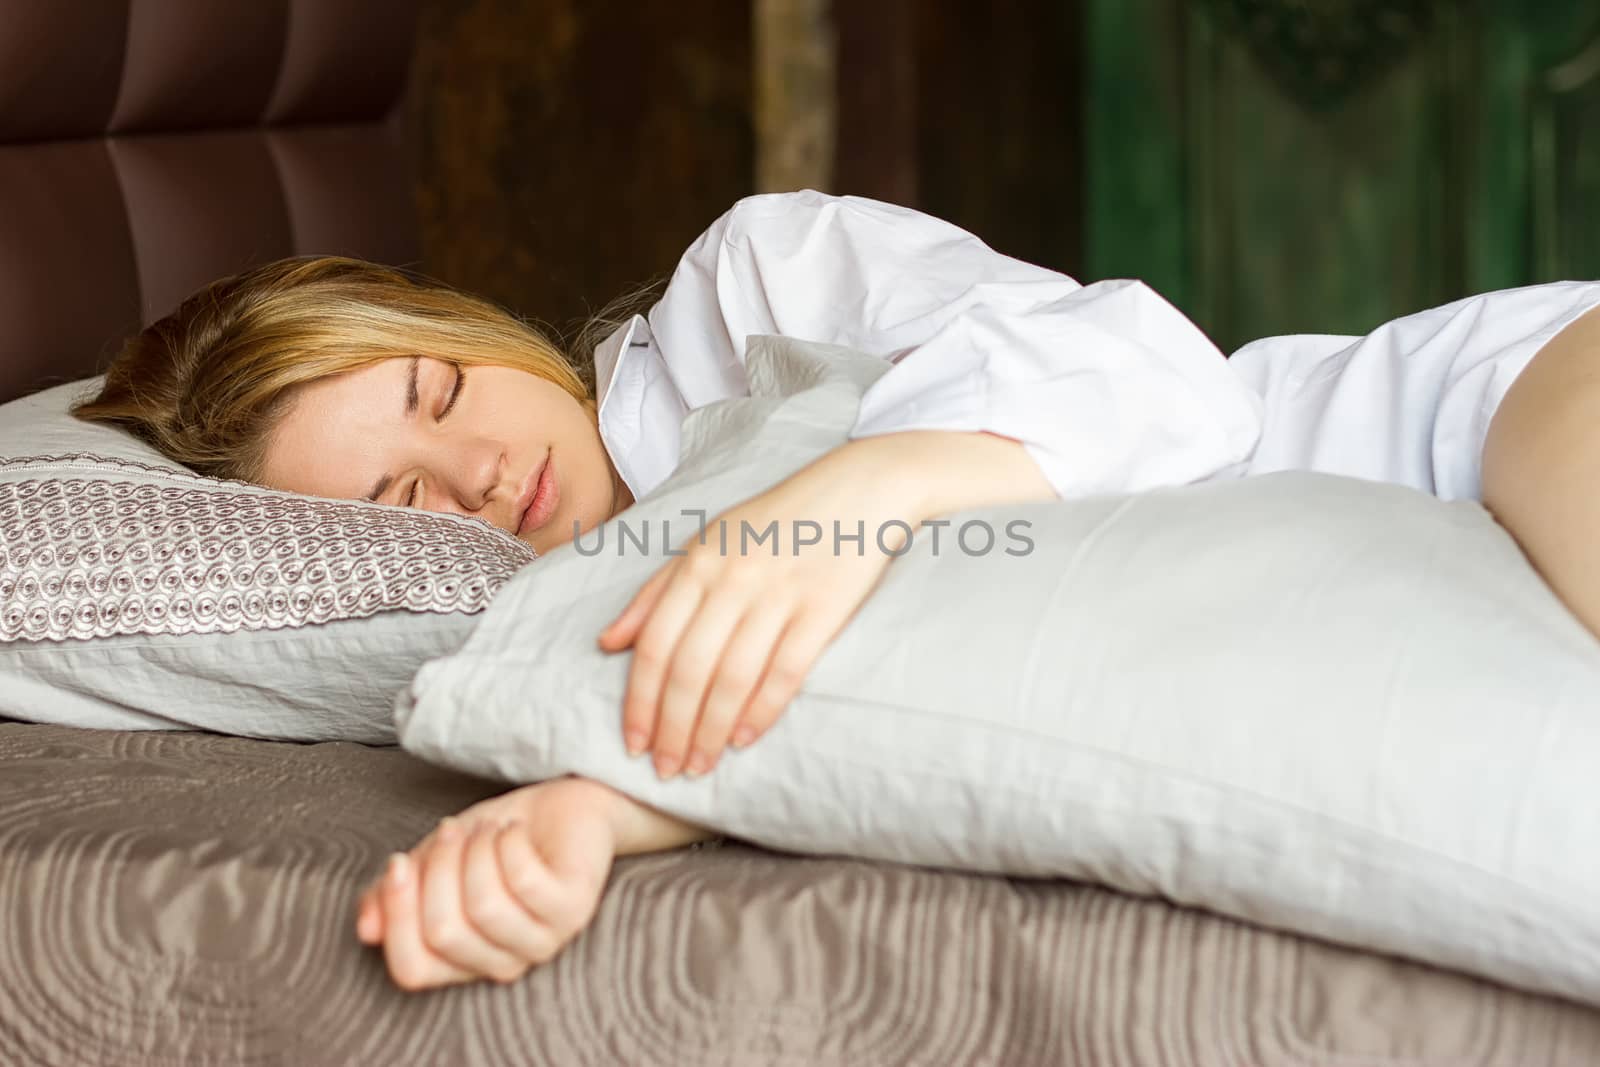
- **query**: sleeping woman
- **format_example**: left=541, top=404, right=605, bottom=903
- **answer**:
left=72, top=189, right=1600, bottom=992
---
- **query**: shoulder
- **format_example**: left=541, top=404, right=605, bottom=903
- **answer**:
left=699, top=190, right=944, bottom=251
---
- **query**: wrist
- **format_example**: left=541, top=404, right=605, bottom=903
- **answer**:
left=542, top=775, right=713, bottom=856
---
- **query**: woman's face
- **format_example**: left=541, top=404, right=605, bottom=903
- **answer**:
left=260, top=357, right=628, bottom=554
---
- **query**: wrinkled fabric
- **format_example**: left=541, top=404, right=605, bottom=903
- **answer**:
left=591, top=191, right=1600, bottom=507
left=1225, top=281, right=1600, bottom=501
left=4, top=719, right=1598, bottom=1066
left=592, top=190, right=1265, bottom=502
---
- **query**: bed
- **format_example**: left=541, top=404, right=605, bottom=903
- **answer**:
left=7, top=722, right=1600, bottom=1065
left=3, top=4, right=1599, bottom=1065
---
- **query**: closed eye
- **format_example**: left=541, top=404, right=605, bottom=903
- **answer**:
left=439, top=364, right=466, bottom=419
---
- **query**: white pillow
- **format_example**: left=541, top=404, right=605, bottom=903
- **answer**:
left=0, top=381, right=536, bottom=742
left=395, top=337, right=1600, bottom=1006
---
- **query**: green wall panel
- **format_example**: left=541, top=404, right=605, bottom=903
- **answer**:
left=1087, top=0, right=1600, bottom=353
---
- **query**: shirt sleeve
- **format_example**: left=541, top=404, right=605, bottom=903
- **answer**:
left=648, top=189, right=1264, bottom=499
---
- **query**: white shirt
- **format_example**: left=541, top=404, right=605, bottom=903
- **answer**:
left=592, top=190, right=1600, bottom=505
left=1227, top=281, right=1600, bottom=501
left=592, top=190, right=1263, bottom=502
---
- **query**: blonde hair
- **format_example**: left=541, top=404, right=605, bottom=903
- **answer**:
left=71, top=256, right=606, bottom=484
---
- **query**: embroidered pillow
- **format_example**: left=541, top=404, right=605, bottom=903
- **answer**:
left=0, top=381, right=535, bottom=742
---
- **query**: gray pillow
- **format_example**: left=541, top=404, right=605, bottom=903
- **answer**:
left=0, top=380, right=535, bottom=742
left=397, top=336, right=1600, bottom=1008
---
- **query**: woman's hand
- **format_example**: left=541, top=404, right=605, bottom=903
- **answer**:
left=354, top=776, right=711, bottom=992
left=354, top=777, right=618, bottom=991
left=597, top=430, right=1055, bottom=780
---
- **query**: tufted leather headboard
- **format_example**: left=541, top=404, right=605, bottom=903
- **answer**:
left=0, top=1, right=422, bottom=405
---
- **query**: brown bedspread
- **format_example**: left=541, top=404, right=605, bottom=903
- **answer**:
left=1, top=721, right=1596, bottom=1067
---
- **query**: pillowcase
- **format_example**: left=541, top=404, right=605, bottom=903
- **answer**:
left=395, top=335, right=1600, bottom=1008
left=0, top=380, right=536, bottom=743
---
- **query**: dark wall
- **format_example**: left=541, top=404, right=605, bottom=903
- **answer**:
left=405, top=0, right=753, bottom=338
left=405, top=1, right=1082, bottom=350
left=835, top=0, right=1083, bottom=277
left=1085, top=0, right=1600, bottom=352
left=405, top=1, right=1591, bottom=365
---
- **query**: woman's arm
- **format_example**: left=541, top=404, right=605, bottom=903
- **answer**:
left=599, top=427, right=1055, bottom=780
left=358, top=429, right=1046, bottom=992
left=845, top=428, right=1058, bottom=519
left=607, top=780, right=718, bottom=852
left=356, top=776, right=711, bottom=992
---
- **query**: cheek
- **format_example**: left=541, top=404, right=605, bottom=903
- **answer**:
left=564, top=440, right=617, bottom=524
left=262, top=412, right=404, bottom=502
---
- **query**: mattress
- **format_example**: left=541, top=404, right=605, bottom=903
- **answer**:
left=1, top=720, right=1596, bottom=1066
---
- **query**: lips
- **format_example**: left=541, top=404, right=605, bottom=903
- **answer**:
left=516, top=456, right=559, bottom=536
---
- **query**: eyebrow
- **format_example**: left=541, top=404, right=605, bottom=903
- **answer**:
left=362, top=356, right=421, bottom=502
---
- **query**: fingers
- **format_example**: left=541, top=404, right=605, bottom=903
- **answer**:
left=418, top=818, right=536, bottom=982
left=684, top=602, right=792, bottom=774
left=599, top=492, right=885, bottom=778
left=611, top=563, right=833, bottom=780
left=734, top=609, right=839, bottom=746
left=377, top=850, right=478, bottom=992
left=650, top=585, right=756, bottom=779
left=356, top=886, right=382, bottom=944
left=618, top=571, right=704, bottom=768
left=597, top=560, right=672, bottom=653
left=458, top=821, right=560, bottom=976
left=644, top=588, right=828, bottom=780
left=498, top=821, right=601, bottom=936
left=371, top=818, right=537, bottom=992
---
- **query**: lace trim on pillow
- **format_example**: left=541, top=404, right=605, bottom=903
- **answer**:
left=0, top=455, right=539, bottom=643
left=0, top=452, right=213, bottom=480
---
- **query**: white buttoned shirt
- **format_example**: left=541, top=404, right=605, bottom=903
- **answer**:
left=591, top=190, right=1264, bottom=503
left=1227, top=280, right=1600, bottom=501
left=591, top=190, right=1600, bottom=506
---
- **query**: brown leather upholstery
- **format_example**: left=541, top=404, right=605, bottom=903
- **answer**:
left=0, top=0, right=421, bottom=405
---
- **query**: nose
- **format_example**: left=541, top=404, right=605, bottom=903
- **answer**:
left=418, top=439, right=502, bottom=519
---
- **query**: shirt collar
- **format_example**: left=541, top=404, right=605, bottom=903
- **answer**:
left=590, top=314, right=661, bottom=502
left=590, top=314, right=650, bottom=410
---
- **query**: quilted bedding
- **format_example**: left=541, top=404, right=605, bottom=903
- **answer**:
left=1, top=720, right=1596, bottom=1067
